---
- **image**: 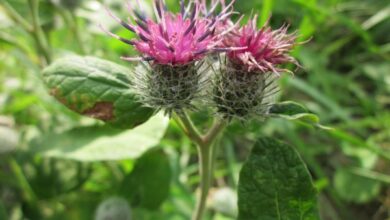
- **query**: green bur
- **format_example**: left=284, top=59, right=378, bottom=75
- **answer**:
left=212, top=60, right=278, bottom=120
left=132, top=62, right=206, bottom=115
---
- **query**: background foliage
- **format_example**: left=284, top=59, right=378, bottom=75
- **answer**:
left=0, top=0, right=389, bottom=219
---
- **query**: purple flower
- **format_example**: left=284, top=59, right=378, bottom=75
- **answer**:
left=210, top=16, right=302, bottom=120
left=223, top=16, right=299, bottom=74
left=103, top=0, right=236, bottom=66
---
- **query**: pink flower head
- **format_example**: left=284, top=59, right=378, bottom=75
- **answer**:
left=103, top=0, right=237, bottom=66
left=224, top=16, right=299, bottom=74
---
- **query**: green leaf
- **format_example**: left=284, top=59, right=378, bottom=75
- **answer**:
left=269, top=101, right=308, bottom=116
left=42, top=56, right=154, bottom=129
left=120, top=149, right=171, bottom=210
left=334, top=168, right=381, bottom=203
left=30, top=113, right=169, bottom=161
left=269, top=101, right=331, bottom=130
left=238, top=138, right=319, bottom=220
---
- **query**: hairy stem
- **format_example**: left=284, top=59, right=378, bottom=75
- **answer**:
left=204, top=120, right=227, bottom=146
left=193, top=142, right=211, bottom=220
left=177, top=110, right=204, bottom=146
left=176, top=111, right=227, bottom=220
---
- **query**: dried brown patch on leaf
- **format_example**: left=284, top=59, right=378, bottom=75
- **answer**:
left=50, top=88, right=78, bottom=111
left=82, top=102, right=115, bottom=121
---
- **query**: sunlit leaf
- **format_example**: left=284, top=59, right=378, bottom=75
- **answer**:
left=30, top=113, right=169, bottom=161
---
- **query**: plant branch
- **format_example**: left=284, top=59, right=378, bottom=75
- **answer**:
left=192, top=143, right=211, bottom=220
left=203, top=119, right=227, bottom=146
left=0, top=1, right=32, bottom=31
left=175, top=111, right=228, bottom=220
left=209, top=136, right=222, bottom=186
left=176, top=110, right=204, bottom=147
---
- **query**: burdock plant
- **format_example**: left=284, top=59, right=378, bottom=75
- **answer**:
left=102, top=0, right=237, bottom=115
left=42, top=0, right=325, bottom=219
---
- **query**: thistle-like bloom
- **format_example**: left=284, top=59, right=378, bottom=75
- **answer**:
left=212, top=16, right=300, bottom=120
left=102, top=0, right=237, bottom=115
left=103, top=0, right=236, bottom=65
left=223, top=16, right=298, bottom=74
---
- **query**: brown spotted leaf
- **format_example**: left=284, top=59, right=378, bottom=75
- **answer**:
left=43, top=56, right=154, bottom=129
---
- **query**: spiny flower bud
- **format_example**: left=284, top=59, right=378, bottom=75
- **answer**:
left=212, top=16, right=299, bottom=120
left=131, top=61, right=208, bottom=115
left=212, top=58, right=278, bottom=120
left=103, top=0, right=236, bottom=115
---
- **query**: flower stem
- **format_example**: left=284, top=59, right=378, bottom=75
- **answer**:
left=204, top=119, right=227, bottom=146
left=176, top=111, right=204, bottom=146
left=176, top=111, right=227, bottom=220
left=192, top=142, right=211, bottom=220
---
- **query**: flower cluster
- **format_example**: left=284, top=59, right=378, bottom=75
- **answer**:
left=104, top=0, right=299, bottom=119
left=103, top=0, right=236, bottom=65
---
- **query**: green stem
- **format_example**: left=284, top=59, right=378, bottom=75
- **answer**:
left=209, top=136, right=222, bottom=188
left=176, top=111, right=227, bottom=220
left=9, top=158, right=37, bottom=202
left=177, top=110, right=204, bottom=146
left=204, top=120, right=227, bottom=146
left=1, top=0, right=51, bottom=64
left=193, top=142, right=211, bottom=220
left=0, top=0, right=32, bottom=31
left=69, top=10, right=86, bottom=54
left=28, top=0, right=52, bottom=64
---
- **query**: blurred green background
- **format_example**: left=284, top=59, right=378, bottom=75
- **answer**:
left=0, top=0, right=389, bottom=219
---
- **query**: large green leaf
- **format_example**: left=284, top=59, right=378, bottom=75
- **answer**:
left=120, top=149, right=171, bottom=210
left=238, top=138, right=319, bottom=220
left=42, top=56, right=154, bottom=129
left=30, top=113, right=169, bottom=161
left=269, top=101, right=331, bottom=130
